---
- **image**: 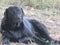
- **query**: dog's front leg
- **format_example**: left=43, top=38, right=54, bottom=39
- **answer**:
left=2, top=38, right=10, bottom=45
left=19, top=37, right=32, bottom=44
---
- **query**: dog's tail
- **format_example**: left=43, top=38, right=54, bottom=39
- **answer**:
left=51, top=39, right=60, bottom=44
left=48, top=37, right=60, bottom=45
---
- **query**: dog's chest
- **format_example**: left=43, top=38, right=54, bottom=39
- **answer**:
left=6, top=30, right=23, bottom=39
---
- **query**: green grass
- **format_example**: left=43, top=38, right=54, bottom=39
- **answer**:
left=0, top=0, right=60, bottom=9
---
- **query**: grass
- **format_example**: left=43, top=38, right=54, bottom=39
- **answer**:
left=0, top=0, right=60, bottom=45
left=0, top=0, right=60, bottom=9
left=0, top=6, right=60, bottom=45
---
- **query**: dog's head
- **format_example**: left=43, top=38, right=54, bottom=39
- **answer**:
left=4, top=6, right=24, bottom=23
left=4, top=6, right=24, bottom=29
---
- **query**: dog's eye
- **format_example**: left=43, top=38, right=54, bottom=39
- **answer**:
left=16, top=22, right=20, bottom=27
left=15, top=22, right=18, bottom=26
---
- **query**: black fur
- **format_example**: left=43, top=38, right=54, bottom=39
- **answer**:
left=1, top=6, right=60, bottom=45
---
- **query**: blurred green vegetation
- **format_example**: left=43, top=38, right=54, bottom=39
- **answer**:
left=0, top=0, right=60, bottom=9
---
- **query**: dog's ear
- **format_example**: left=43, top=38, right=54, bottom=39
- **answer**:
left=21, top=8, right=24, bottom=16
left=4, top=8, right=8, bottom=17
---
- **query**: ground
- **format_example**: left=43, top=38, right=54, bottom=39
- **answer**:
left=0, top=6, right=60, bottom=45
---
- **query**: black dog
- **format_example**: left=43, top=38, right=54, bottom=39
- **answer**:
left=1, top=6, right=60, bottom=45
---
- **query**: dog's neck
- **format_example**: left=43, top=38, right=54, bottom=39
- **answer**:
left=14, top=22, right=24, bottom=31
left=4, top=18, right=24, bottom=31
